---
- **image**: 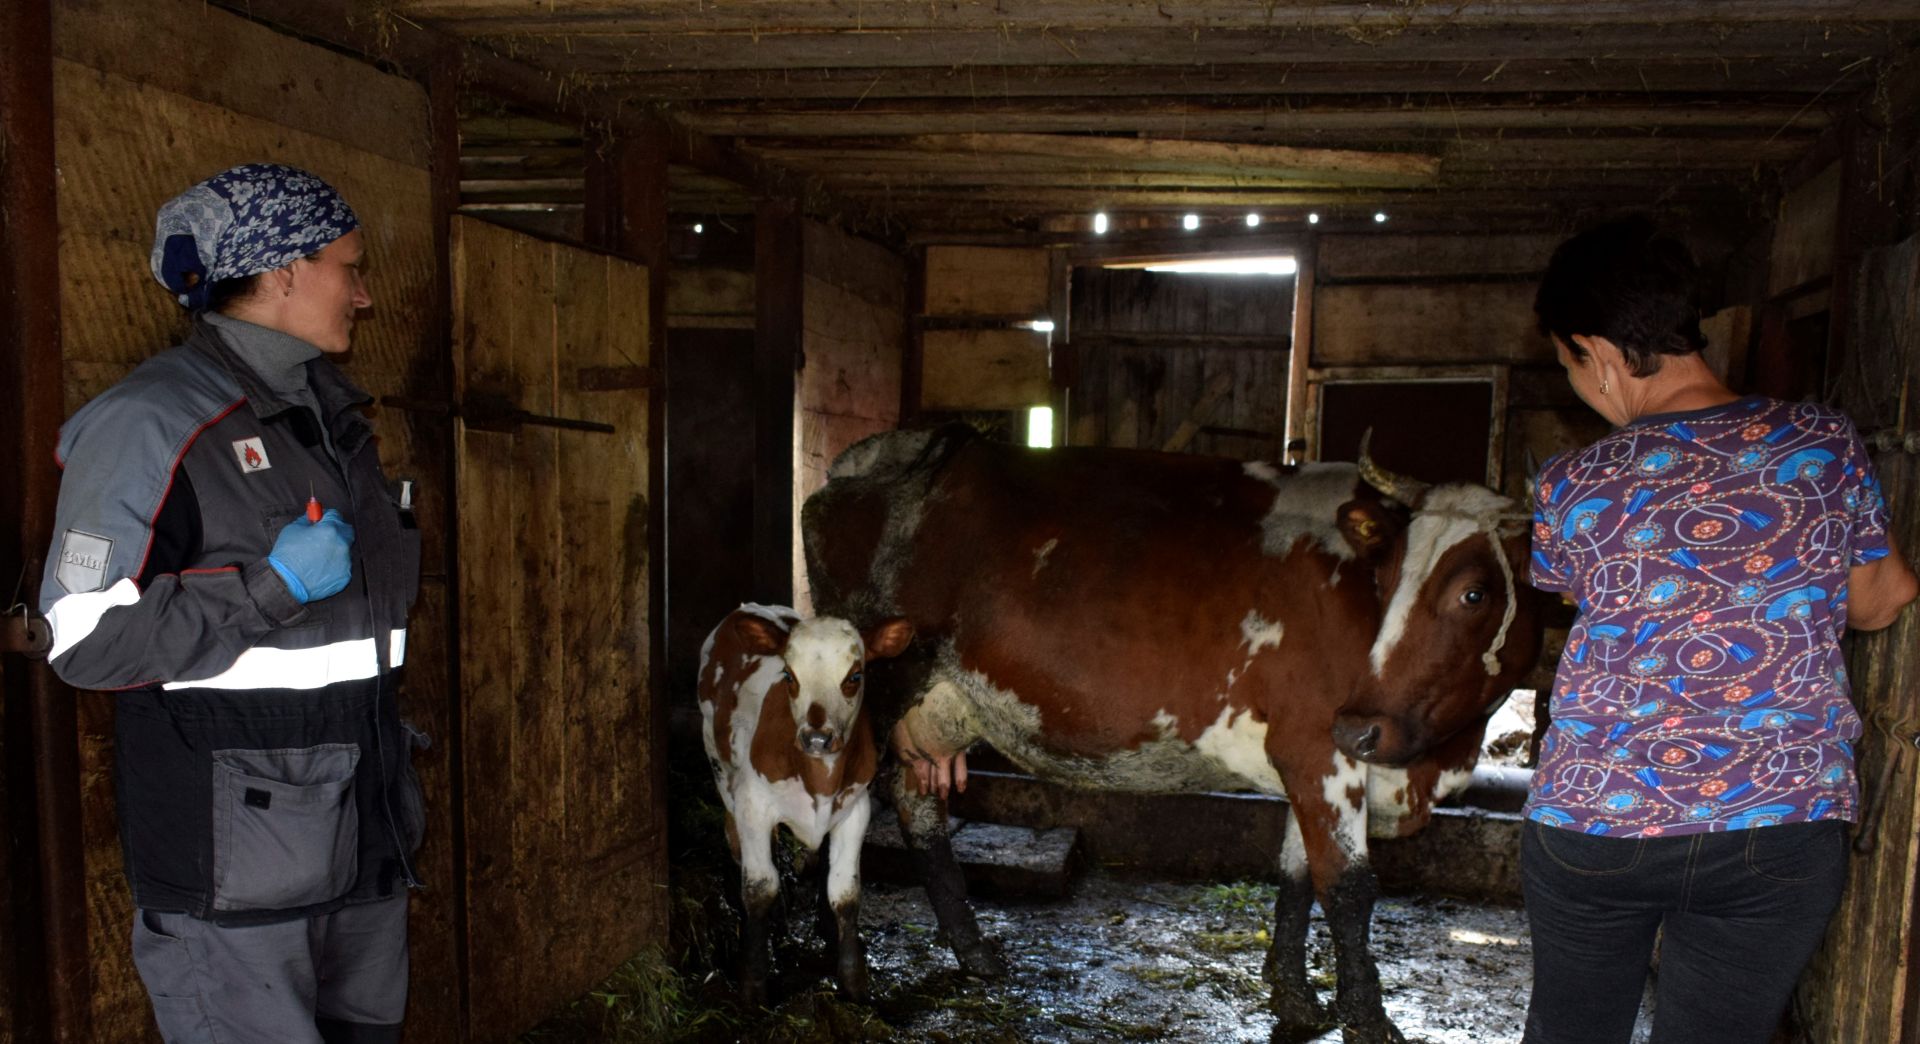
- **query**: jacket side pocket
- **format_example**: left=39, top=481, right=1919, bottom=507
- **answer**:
left=210, top=743, right=360, bottom=912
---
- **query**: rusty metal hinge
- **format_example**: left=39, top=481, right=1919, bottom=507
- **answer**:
left=4, top=607, right=51, bottom=659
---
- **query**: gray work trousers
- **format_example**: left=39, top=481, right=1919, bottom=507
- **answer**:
left=131, top=895, right=409, bottom=1044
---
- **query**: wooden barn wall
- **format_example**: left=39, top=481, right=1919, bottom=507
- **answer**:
left=917, top=244, right=1054, bottom=416
left=793, top=220, right=906, bottom=611
left=451, top=215, right=666, bottom=1042
left=1793, top=57, right=1920, bottom=1042
left=46, top=0, right=456, bottom=1039
left=1067, top=267, right=1292, bottom=460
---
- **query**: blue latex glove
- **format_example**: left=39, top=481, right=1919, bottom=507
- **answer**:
left=267, top=509, right=356, bottom=604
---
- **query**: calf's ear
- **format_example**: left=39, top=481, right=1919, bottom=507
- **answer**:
left=864, top=617, right=916, bottom=659
left=1337, top=499, right=1400, bottom=560
left=732, top=614, right=790, bottom=656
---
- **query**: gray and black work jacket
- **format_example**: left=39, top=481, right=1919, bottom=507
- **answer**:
left=39, top=319, right=424, bottom=925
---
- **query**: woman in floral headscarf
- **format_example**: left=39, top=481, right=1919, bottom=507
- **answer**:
left=41, top=164, right=424, bottom=1043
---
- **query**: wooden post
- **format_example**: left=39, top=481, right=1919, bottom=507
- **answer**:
left=0, top=0, right=88, bottom=1039
left=754, top=198, right=803, bottom=605
left=1283, top=236, right=1318, bottom=463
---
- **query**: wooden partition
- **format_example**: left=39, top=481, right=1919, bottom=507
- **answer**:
left=450, top=215, right=667, bottom=1041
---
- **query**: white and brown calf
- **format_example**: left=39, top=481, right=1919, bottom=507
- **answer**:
left=697, top=604, right=913, bottom=1006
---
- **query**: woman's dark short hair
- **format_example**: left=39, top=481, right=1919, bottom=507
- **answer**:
left=1533, top=216, right=1708, bottom=377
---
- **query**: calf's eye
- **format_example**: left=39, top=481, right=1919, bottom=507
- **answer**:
left=1461, top=588, right=1486, bottom=606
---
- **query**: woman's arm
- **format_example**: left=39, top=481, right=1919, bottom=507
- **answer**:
left=1850, top=541, right=1919, bottom=631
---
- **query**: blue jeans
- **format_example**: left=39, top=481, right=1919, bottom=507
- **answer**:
left=1521, top=819, right=1848, bottom=1044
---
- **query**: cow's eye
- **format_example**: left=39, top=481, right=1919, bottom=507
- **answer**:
left=845, top=671, right=862, bottom=686
left=780, top=669, right=795, bottom=687
left=1461, top=587, right=1487, bottom=606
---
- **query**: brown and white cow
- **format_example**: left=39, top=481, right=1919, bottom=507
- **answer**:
left=801, top=426, right=1542, bottom=1044
left=698, top=604, right=914, bottom=1006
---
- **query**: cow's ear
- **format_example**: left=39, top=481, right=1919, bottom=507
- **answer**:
left=864, top=617, right=915, bottom=660
left=1337, top=499, right=1399, bottom=559
left=733, top=614, right=790, bottom=656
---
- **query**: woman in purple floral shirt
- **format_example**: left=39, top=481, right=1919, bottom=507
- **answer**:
left=1521, top=217, right=1917, bottom=1044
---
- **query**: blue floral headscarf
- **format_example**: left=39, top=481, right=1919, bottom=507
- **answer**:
left=150, top=163, right=359, bottom=311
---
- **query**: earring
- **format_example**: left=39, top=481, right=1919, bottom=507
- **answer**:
left=1600, top=379, right=1610, bottom=395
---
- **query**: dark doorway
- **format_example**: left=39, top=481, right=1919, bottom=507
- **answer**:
left=1319, top=380, right=1495, bottom=486
left=666, top=328, right=756, bottom=700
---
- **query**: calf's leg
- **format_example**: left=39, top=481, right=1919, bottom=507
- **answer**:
left=824, top=797, right=873, bottom=999
left=892, top=768, right=1005, bottom=977
left=1265, top=809, right=1333, bottom=1040
left=735, top=814, right=781, bottom=1008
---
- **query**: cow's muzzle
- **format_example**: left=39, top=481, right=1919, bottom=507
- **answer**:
left=1333, top=713, right=1424, bottom=766
left=798, top=728, right=841, bottom=756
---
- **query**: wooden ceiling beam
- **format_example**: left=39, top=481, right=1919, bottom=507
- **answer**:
left=863, top=133, right=1437, bottom=184
left=396, top=1, right=1920, bottom=34
left=476, top=22, right=1914, bottom=74
left=675, top=99, right=1832, bottom=138
left=806, top=167, right=1772, bottom=192
left=579, top=60, right=1881, bottom=102
left=833, top=185, right=1739, bottom=210
left=207, top=0, right=897, bottom=236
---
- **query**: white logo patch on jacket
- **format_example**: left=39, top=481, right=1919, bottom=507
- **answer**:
left=231, top=437, right=272, bottom=473
left=55, top=529, right=113, bottom=593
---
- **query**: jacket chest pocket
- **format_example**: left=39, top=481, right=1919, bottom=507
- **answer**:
left=209, top=743, right=361, bottom=912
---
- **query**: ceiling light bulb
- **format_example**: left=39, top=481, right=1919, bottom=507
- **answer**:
left=1374, top=212, right=1388, bottom=223
left=1246, top=213, right=1261, bottom=228
left=1307, top=212, right=1320, bottom=225
left=1183, top=214, right=1200, bottom=231
left=1093, top=212, right=1109, bottom=234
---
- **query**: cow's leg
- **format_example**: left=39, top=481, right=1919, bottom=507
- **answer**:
left=824, top=798, right=873, bottom=999
left=1265, top=808, right=1332, bottom=1040
left=1277, top=749, right=1404, bottom=1044
left=891, top=768, right=1005, bottom=977
left=735, top=811, right=781, bottom=1008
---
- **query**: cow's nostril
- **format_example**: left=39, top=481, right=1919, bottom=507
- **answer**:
left=800, top=730, right=835, bottom=755
left=1356, top=724, right=1381, bottom=757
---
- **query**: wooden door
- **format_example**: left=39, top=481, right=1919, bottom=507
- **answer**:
left=450, top=216, right=666, bottom=1041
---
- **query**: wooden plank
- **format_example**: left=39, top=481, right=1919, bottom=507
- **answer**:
left=1311, top=282, right=1550, bottom=367
left=1319, top=234, right=1559, bottom=281
left=921, top=328, right=1051, bottom=410
left=667, top=266, right=755, bottom=319
left=893, top=133, right=1435, bottom=183
left=487, top=22, right=1915, bottom=73
left=924, top=246, right=1052, bottom=317
left=1284, top=237, right=1316, bottom=462
left=586, top=59, right=1880, bottom=102
left=393, top=0, right=1920, bottom=32
left=53, top=0, right=429, bottom=168
left=679, top=99, right=1829, bottom=139
left=1770, top=162, right=1842, bottom=296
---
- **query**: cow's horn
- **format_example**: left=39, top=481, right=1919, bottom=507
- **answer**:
left=1357, top=429, right=1431, bottom=507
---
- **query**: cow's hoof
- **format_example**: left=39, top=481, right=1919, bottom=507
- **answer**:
left=955, top=941, right=1007, bottom=979
left=1268, top=991, right=1332, bottom=1043
left=837, top=955, right=870, bottom=1001
left=1338, top=1021, right=1409, bottom=1044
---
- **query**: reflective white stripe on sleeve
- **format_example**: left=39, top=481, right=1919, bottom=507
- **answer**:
left=163, top=628, right=411, bottom=691
left=46, top=578, right=143, bottom=662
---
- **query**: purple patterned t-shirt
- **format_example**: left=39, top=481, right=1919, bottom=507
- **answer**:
left=1525, top=396, right=1891, bottom=837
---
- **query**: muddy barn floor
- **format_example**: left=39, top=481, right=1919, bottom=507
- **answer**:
left=525, top=870, right=1658, bottom=1043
